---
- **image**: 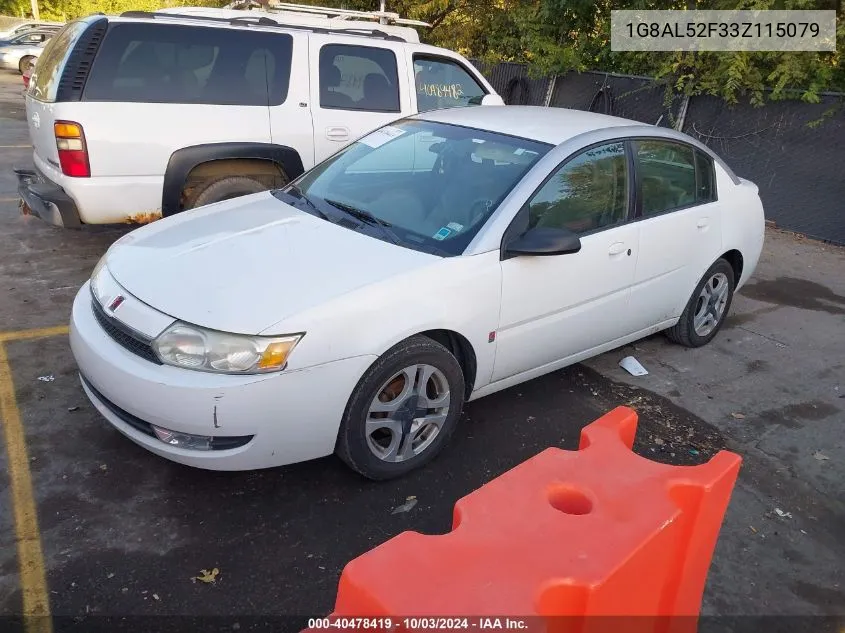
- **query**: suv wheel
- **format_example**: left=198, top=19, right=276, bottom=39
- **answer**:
left=190, top=176, right=267, bottom=209
left=336, top=336, right=466, bottom=480
left=19, top=56, right=36, bottom=74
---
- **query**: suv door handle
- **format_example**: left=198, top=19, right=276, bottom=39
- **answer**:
left=608, top=242, right=626, bottom=256
left=325, top=126, right=349, bottom=141
left=697, top=218, right=709, bottom=229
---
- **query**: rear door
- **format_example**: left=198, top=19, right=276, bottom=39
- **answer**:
left=626, top=139, right=723, bottom=331
left=308, top=35, right=413, bottom=165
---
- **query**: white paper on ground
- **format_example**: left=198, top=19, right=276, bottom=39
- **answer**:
left=619, top=356, right=649, bottom=376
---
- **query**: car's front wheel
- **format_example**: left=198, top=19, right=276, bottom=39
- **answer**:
left=336, top=336, right=465, bottom=480
left=666, top=258, right=736, bottom=347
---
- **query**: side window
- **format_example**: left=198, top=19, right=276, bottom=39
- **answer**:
left=29, top=21, right=88, bottom=103
left=413, top=56, right=486, bottom=112
left=83, top=23, right=293, bottom=106
left=528, top=142, right=629, bottom=235
left=319, top=44, right=399, bottom=112
left=695, top=150, right=717, bottom=203
left=635, top=140, right=697, bottom=216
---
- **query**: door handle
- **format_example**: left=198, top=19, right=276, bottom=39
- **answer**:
left=325, top=126, right=350, bottom=141
left=608, top=242, right=626, bottom=256
left=697, top=218, right=709, bottom=229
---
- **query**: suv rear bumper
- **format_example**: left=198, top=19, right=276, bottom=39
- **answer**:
left=15, top=166, right=82, bottom=228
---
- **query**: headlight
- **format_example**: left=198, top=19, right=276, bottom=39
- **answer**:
left=153, top=323, right=303, bottom=374
left=89, top=254, right=108, bottom=301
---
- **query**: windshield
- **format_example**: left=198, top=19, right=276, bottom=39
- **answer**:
left=278, top=120, right=551, bottom=256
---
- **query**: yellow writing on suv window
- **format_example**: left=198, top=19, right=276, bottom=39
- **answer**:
left=418, top=83, right=465, bottom=100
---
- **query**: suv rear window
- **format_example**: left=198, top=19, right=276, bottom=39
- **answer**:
left=83, top=23, right=293, bottom=106
left=29, top=20, right=88, bottom=103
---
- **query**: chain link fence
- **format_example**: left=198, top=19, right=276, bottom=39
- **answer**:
left=472, top=61, right=845, bottom=245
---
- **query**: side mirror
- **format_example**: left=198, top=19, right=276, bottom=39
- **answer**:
left=504, top=226, right=581, bottom=258
left=480, top=94, right=505, bottom=106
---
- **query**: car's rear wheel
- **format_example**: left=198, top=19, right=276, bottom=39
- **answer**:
left=666, top=258, right=735, bottom=347
left=18, top=56, right=35, bottom=74
left=190, top=176, right=267, bottom=209
left=336, top=336, right=465, bottom=480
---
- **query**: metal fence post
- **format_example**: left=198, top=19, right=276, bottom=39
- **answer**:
left=543, top=75, right=558, bottom=107
left=676, top=95, right=691, bottom=132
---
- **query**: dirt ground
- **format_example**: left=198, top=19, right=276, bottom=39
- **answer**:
left=0, top=69, right=842, bottom=629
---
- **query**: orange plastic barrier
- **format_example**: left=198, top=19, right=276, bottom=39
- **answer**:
left=326, top=406, right=741, bottom=629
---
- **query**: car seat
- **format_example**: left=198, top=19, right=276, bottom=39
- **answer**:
left=362, top=72, right=397, bottom=111
left=320, top=62, right=356, bottom=109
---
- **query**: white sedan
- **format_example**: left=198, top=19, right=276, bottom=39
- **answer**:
left=70, top=106, right=765, bottom=479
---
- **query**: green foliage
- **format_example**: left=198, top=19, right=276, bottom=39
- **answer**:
left=2, top=0, right=841, bottom=103
left=0, top=0, right=223, bottom=20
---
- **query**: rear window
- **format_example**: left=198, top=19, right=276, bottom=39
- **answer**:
left=29, top=20, right=88, bottom=103
left=83, top=23, right=293, bottom=106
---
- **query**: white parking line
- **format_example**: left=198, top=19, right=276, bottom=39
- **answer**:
left=0, top=145, right=31, bottom=148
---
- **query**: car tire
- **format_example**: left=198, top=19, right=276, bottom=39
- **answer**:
left=666, top=258, right=736, bottom=348
left=189, top=176, right=267, bottom=209
left=336, top=335, right=466, bottom=480
left=19, top=56, right=35, bottom=74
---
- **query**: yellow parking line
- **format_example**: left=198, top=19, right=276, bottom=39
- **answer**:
left=0, top=342, right=52, bottom=633
left=0, top=326, right=69, bottom=343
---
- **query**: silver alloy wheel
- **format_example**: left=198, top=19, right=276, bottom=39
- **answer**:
left=693, top=272, right=730, bottom=337
left=365, top=364, right=451, bottom=463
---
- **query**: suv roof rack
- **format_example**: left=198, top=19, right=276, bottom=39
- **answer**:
left=230, top=2, right=431, bottom=27
left=118, top=9, right=409, bottom=42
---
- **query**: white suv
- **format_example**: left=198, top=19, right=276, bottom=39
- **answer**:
left=16, top=5, right=503, bottom=227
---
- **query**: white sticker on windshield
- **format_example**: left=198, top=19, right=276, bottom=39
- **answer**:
left=359, top=125, right=406, bottom=148
left=446, top=222, right=464, bottom=232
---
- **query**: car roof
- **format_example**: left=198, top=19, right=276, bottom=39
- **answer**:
left=412, top=106, right=641, bottom=146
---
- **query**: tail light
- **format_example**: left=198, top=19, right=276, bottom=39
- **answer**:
left=22, top=74, right=30, bottom=89
left=54, top=121, right=90, bottom=178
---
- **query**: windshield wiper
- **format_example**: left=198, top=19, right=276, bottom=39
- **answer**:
left=279, top=184, right=329, bottom=220
left=323, top=199, right=404, bottom=247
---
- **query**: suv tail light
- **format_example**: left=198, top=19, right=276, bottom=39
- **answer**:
left=54, top=121, right=90, bottom=178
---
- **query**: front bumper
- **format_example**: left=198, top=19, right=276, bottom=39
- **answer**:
left=70, top=284, right=377, bottom=470
left=15, top=166, right=82, bottom=228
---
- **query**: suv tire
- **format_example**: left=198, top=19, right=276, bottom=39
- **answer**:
left=190, top=176, right=267, bottom=209
left=19, top=56, right=36, bottom=74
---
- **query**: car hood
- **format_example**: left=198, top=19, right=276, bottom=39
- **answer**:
left=106, top=193, right=439, bottom=335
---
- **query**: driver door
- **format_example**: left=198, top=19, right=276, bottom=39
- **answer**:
left=492, top=141, right=640, bottom=382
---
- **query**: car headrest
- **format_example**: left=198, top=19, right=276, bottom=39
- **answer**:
left=322, top=64, right=342, bottom=88
left=364, top=73, right=389, bottom=95
left=177, top=45, right=215, bottom=71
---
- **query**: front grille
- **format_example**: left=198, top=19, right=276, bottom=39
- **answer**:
left=91, top=299, right=162, bottom=365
